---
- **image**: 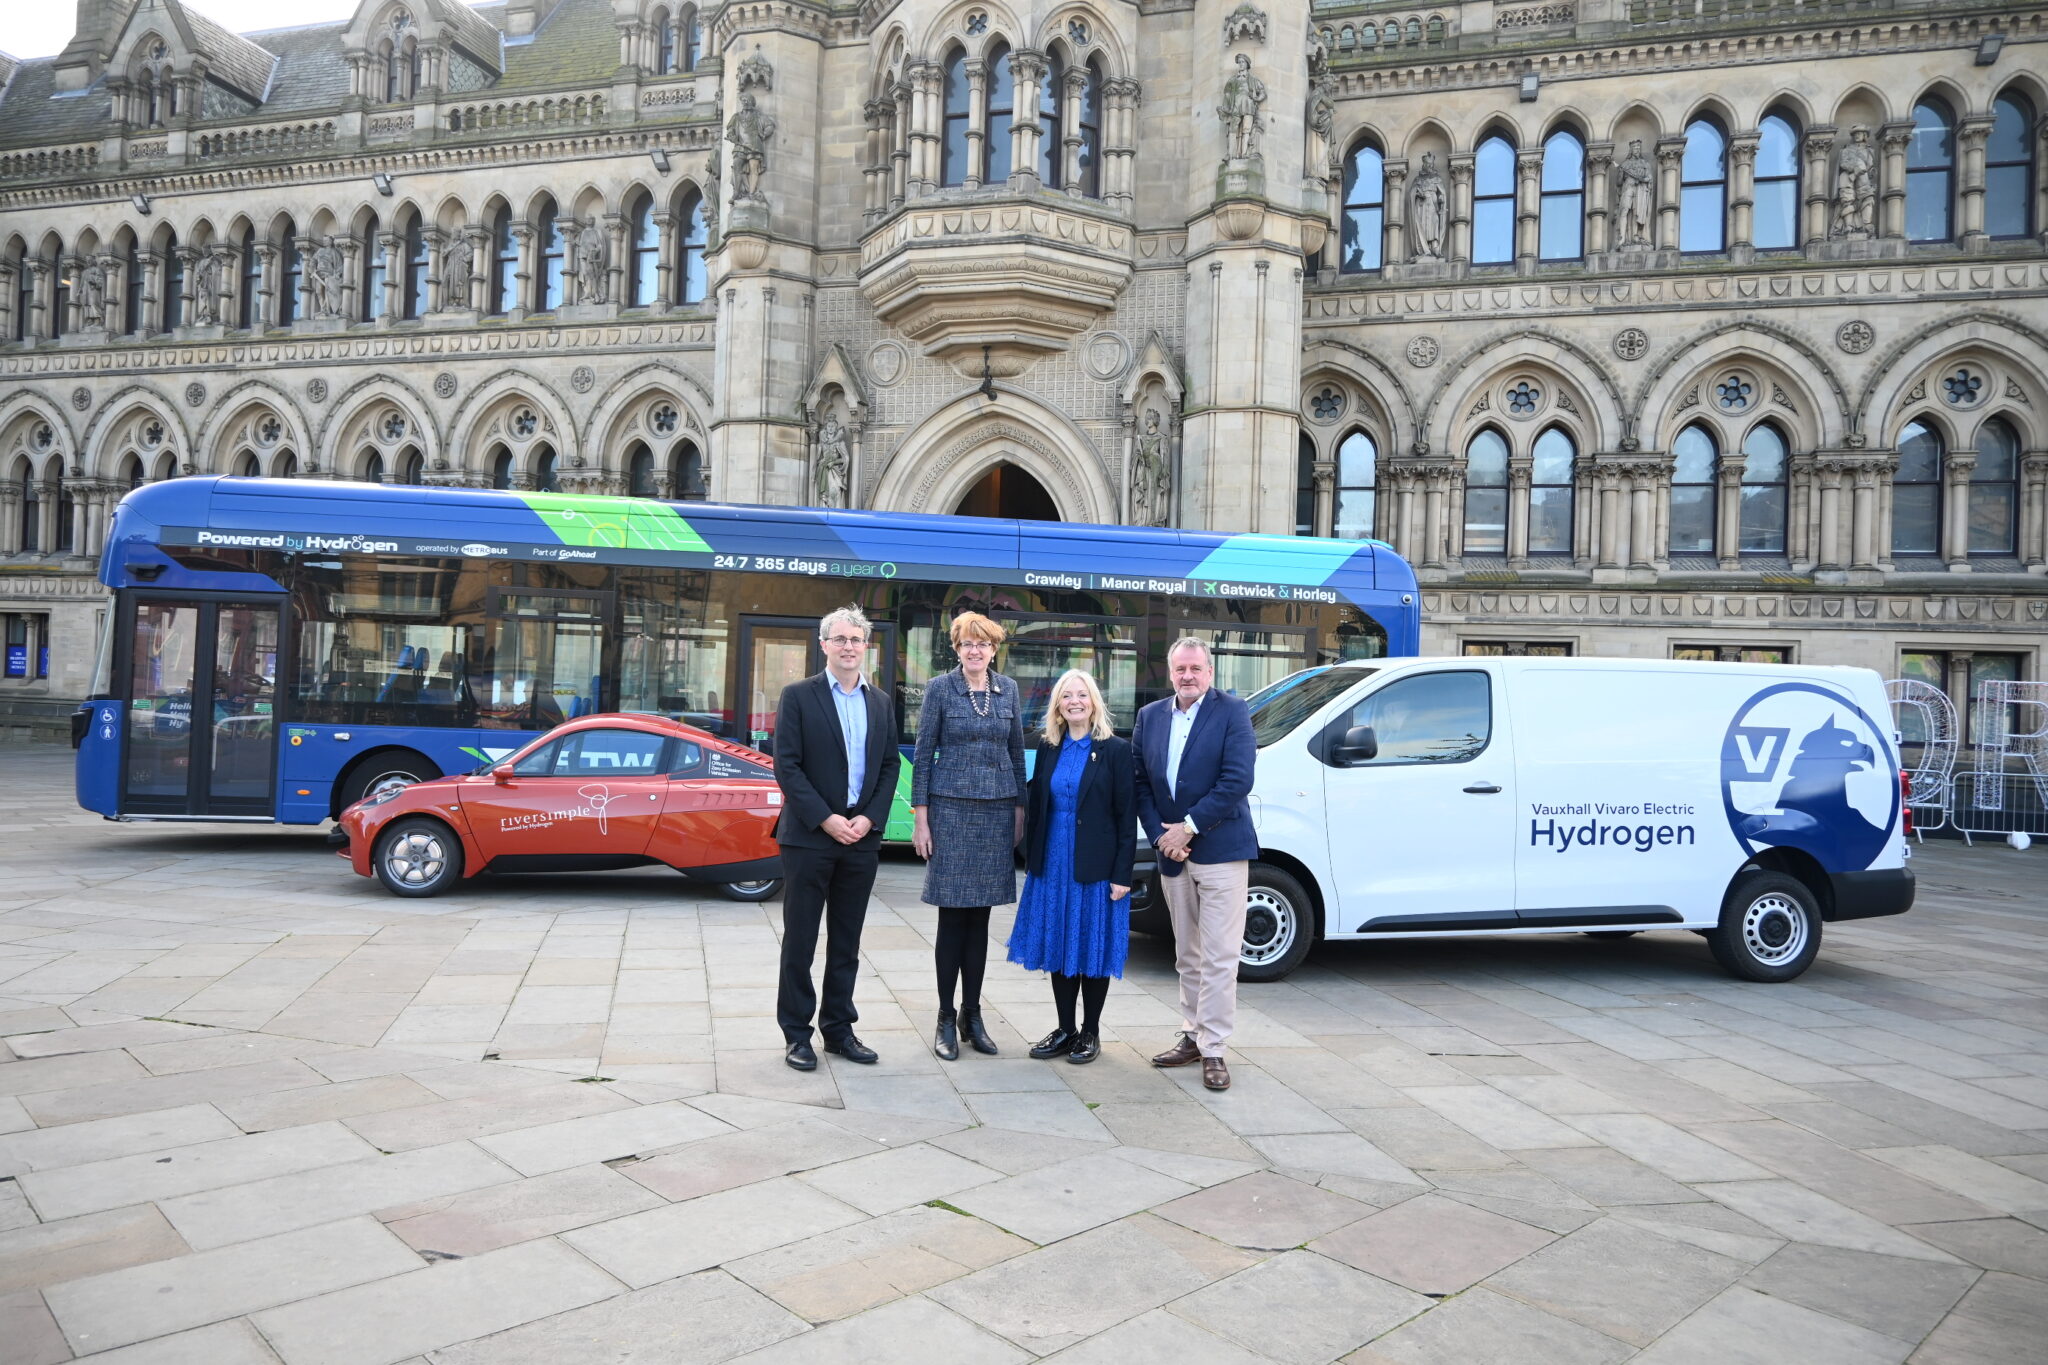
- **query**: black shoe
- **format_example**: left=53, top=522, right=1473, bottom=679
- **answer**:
left=961, top=1009, right=999, bottom=1056
left=1068, top=1031, right=1101, bottom=1064
left=1029, top=1027, right=1077, bottom=1060
left=785, top=1040, right=817, bottom=1071
left=823, top=1034, right=878, bottom=1064
left=934, top=1008, right=960, bottom=1061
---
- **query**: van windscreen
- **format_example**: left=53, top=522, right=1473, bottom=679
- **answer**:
left=1247, top=667, right=1373, bottom=747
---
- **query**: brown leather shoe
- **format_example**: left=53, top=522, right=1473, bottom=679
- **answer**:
left=1202, top=1057, right=1231, bottom=1091
left=1151, top=1032, right=1201, bottom=1068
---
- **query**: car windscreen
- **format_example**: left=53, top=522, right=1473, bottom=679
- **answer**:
left=1246, top=667, right=1374, bottom=748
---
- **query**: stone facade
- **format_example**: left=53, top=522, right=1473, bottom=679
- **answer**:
left=1, top=0, right=2044, bottom=738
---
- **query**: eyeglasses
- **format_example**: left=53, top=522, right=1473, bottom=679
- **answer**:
left=822, top=635, right=867, bottom=647
left=956, top=641, right=994, bottom=651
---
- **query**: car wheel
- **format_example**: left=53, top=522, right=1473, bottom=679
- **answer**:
left=718, top=878, right=783, bottom=903
left=1238, top=864, right=1317, bottom=983
left=1583, top=930, right=1640, bottom=940
left=373, top=817, right=464, bottom=897
left=1707, top=869, right=1821, bottom=982
left=339, top=752, right=438, bottom=810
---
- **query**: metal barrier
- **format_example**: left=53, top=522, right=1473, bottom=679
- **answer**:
left=1953, top=680, right=2048, bottom=845
left=1885, top=677, right=1958, bottom=836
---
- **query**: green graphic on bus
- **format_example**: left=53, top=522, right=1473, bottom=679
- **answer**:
left=521, top=493, right=714, bottom=553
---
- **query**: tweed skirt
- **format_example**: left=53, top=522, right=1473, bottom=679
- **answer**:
left=922, top=796, right=1019, bottom=908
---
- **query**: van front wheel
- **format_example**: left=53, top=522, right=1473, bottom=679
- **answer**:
left=1239, top=864, right=1316, bottom=983
left=1707, top=870, right=1821, bottom=982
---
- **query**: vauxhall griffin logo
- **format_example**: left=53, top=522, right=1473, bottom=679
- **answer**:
left=1721, top=682, right=1899, bottom=873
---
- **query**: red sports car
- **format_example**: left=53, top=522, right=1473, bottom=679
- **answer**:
left=339, top=713, right=784, bottom=900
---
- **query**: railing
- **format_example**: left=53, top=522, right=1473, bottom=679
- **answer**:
left=196, top=120, right=339, bottom=161
left=0, top=143, right=99, bottom=180
left=1317, top=12, right=1453, bottom=51
left=1889, top=677, right=2048, bottom=846
left=445, top=91, right=608, bottom=133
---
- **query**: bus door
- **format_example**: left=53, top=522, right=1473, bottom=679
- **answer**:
left=117, top=593, right=285, bottom=819
left=737, top=616, right=898, bottom=757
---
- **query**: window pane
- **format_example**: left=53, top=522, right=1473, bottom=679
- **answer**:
left=1338, top=430, right=1376, bottom=487
left=1753, top=179, right=1798, bottom=249
left=1532, top=428, right=1573, bottom=483
left=1891, top=483, right=1940, bottom=555
left=1669, top=487, right=1714, bottom=553
left=1344, top=145, right=1384, bottom=209
left=1682, top=121, right=1725, bottom=180
left=1475, top=138, right=1515, bottom=195
left=1968, top=652, right=2022, bottom=747
left=1341, top=206, right=1382, bottom=272
left=1905, top=170, right=1950, bottom=241
left=1738, top=484, right=1786, bottom=553
left=1541, top=132, right=1583, bottom=190
left=1757, top=115, right=1799, bottom=177
left=1673, top=425, right=1717, bottom=482
left=1741, top=425, right=1787, bottom=482
left=1336, top=488, right=1375, bottom=540
left=1986, top=165, right=2030, bottom=239
left=1463, top=488, right=1507, bottom=553
left=1975, top=421, right=2017, bottom=481
left=1989, top=98, right=2029, bottom=160
left=1528, top=486, right=1572, bottom=553
left=1466, top=430, right=1509, bottom=486
left=1897, top=422, right=1942, bottom=483
left=1296, top=434, right=1315, bottom=536
left=556, top=729, right=666, bottom=774
left=1539, top=194, right=1582, bottom=259
left=1347, top=671, right=1492, bottom=765
left=1907, top=104, right=1952, bottom=169
left=1680, top=185, right=1725, bottom=251
left=1969, top=486, right=2015, bottom=555
left=1473, top=199, right=1514, bottom=263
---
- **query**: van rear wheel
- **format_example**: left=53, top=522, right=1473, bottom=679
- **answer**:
left=1238, top=864, right=1316, bottom=983
left=1707, top=870, right=1821, bottom=982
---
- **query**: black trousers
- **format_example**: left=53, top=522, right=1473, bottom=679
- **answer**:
left=777, top=841, right=879, bottom=1044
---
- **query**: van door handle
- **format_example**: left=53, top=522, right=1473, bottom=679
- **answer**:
left=1463, top=782, right=1502, bottom=794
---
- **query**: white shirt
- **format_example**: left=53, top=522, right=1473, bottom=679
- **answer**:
left=1166, top=689, right=1207, bottom=830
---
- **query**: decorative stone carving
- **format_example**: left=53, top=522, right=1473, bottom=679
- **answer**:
left=570, top=365, right=596, bottom=394
left=439, top=238, right=472, bottom=311
left=185, top=382, right=206, bottom=407
left=308, top=237, right=346, bottom=318
left=76, top=259, right=106, bottom=327
left=1831, top=125, right=1877, bottom=240
left=433, top=371, right=457, bottom=398
left=1410, top=152, right=1446, bottom=261
left=726, top=93, right=776, bottom=202
left=1406, top=336, right=1439, bottom=368
left=1131, top=408, right=1171, bottom=527
left=1086, top=332, right=1131, bottom=381
left=1837, top=319, right=1874, bottom=354
left=71, top=387, right=91, bottom=411
left=735, top=54, right=774, bottom=93
left=1616, top=140, right=1654, bottom=248
left=1497, top=3, right=1575, bottom=26
left=1614, top=327, right=1649, bottom=361
left=702, top=143, right=723, bottom=236
left=307, top=378, right=328, bottom=403
left=1222, top=4, right=1268, bottom=44
left=1217, top=53, right=1266, bottom=163
left=574, top=218, right=607, bottom=304
left=867, top=340, right=907, bottom=386
left=813, top=412, right=849, bottom=507
left=191, top=250, right=225, bottom=326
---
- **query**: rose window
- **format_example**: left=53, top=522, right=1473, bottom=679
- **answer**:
left=1067, top=18, right=1090, bottom=44
left=651, top=404, right=679, bottom=435
left=1943, top=369, right=1983, bottom=407
left=1715, top=377, right=1753, bottom=411
left=965, top=10, right=988, bottom=34
left=31, top=423, right=53, bottom=451
left=511, top=407, right=539, bottom=439
left=381, top=412, right=409, bottom=443
left=1310, top=387, right=1345, bottom=422
left=257, top=416, right=283, bottom=447
left=1507, top=381, right=1540, bottom=415
left=142, top=421, right=164, bottom=447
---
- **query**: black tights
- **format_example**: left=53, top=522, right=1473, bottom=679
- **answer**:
left=1050, top=973, right=1110, bottom=1035
left=935, top=906, right=991, bottom=1013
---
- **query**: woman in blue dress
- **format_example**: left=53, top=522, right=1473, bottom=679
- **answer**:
left=1008, top=668, right=1136, bottom=1064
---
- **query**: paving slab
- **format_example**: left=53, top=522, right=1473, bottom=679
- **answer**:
left=1347, top=1285, right=1634, bottom=1365
left=1041, top=1307, right=1275, bottom=1365
left=0, top=1204, right=190, bottom=1293
left=1898, top=1217, right=2048, bottom=1282
left=616, top=1117, right=886, bottom=1201
left=1483, top=1216, right=1746, bottom=1346
left=1737, top=1242, right=1980, bottom=1343
left=22, top=1120, right=378, bottom=1220
left=1170, top=1250, right=1430, bottom=1364
left=796, top=1141, right=1003, bottom=1216
left=946, top=1150, right=1198, bottom=1245
left=726, top=1203, right=1030, bottom=1322
left=1698, top=1179, right=1964, bottom=1264
left=721, top=1293, right=1031, bottom=1365
left=66, top=1318, right=284, bottom=1364
left=471, top=1099, right=733, bottom=1175
left=562, top=1175, right=866, bottom=1288
left=0, top=1285, right=72, bottom=1365
left=1905, top=1270, right=2048, bottom=1365
left=1627, top=1285, right=1912, bottom=1365
left=1309, top=1193, right=1556, bottom=1296
left=0, top=1102, right=240, bottom=1176
left=427, top=1269, right=807, bottom=1365
left=340, top=1080, right=633, bottom=1153
left=1153, top=1171, right=1376, bottom=1250
left=380, top=1163, right=666, bottom=1257
left=1863, top=1143, right=2048, bottom=1216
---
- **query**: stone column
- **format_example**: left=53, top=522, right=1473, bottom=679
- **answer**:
left=1715, top=453, right=1745, bottom=568
left=907, top=63, right=937, bottom=195
left=1448, top=154, right=1474, bottom=263
left=59, top=254, right=85, bottom=335
left=510, top=222, right=536, bottom=316
left=1062, top=65, right=1086, bottom=194
left=1654, top=137, right=1685, bottom=251
left=1850, top=460, right=1881, bottom=570
left=139, top=251, right=164, bottom=335
left=893, top=77, right=915, bottom=203
left=0, top=484, right=18, bottom=554
left=1423, top=465, right=1450, bottom=568
left=1727, top=132, right=1759, bottom=259
left=1595, top=465, right=1624, bottom=569
left=378, top=231, right=403, bottom=320
left=1802, top=126, right=1835, bottom=248
left=1815, top=458, right=1847, bottom=571
left=1572, top=457, right=1596, bottom=566
left=1943, top=449, right=1976, bottom=569
left=1312, top=460, right=1336, bottom=538
left=252, top=243, right=278, bottom=329
left=24, top=259, right=50, bottom=341
left=421, top=227, right=446, bottom=313
left=1383, top=159, right=1409, bottom=267
left=1506, top=456, right=1532, bottom=566
left=1958, top=113, right=1993, bottom=251
left=38, top=479, right=61, bottom=553
left=862, top=99, right=888, bottom=220
left=1585, top=141, right=1614, bottom=255
left=1626, top=462, right=1657, bottom=570
left=962, top=59, right=987, bottom=188
left=1514, top=149, right=1542, bottom=267
left=605, top=211, right=628, bottom=307
left=1879, top=122, right=1913, bottom=241
left=464, top=228, right=488, bottom=311
left=650, top=212, right=677, bottom=310
left=1009, top=51, right=1046, bottom=191
left=1104, top=78, right=1140, bottom=214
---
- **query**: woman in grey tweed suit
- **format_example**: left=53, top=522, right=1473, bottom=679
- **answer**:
left=911, top=611, right=1028, bottom=1060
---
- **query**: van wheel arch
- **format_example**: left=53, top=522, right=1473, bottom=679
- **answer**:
left=1733, top=847, right=1835, bottom=921
left=333, top=748, right=442, bottom=817
left=1238, top=856, right=1324, bottom=984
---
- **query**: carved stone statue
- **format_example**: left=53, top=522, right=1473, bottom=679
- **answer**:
left=702, top=144, right=723, bottom=231
left=813, top=414, right=849, bottom=508
left=1831, top=125, right=1877, bottom=240
left=1410, top=152, right=1446, bottom=261
left=574, top=218, right=607, bottom=303
left=725, top=93, right=776, bottom=201
left=1131, top=409, right=1170, bottom=527
left=439, top=236, right=472, bottom=311
left=1616, top=139, right=1654, bottom=248
left=76, top=258, right=106, bottom=328
left=191, top=251, right=223, bottom=325
left=1306, top=85, right=1335, bottom=178
left=1217, top=53, right=1267, bottom=163
left=308, top=237, right=346, bottom=317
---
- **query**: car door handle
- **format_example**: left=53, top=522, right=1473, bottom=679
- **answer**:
left=1463, top=782, right=1502, bottom=795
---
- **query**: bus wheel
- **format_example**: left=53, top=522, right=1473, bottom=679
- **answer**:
left=338, top=752, right=439, bottom=811
left=718, top=878, right=783, bottom=903
left=1238, top=864, right=1316, bottom=983
left=1707, top=870, right=1821, bottom=983
left=374, top=818, right=464, bottom=898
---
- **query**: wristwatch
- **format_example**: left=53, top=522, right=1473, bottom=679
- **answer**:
left=1181, top=817, right=1199, bottom=838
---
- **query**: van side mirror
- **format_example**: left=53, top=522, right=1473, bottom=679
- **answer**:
left=1333, top=725, right=1378, bottom=766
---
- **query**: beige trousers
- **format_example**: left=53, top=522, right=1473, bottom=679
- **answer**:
left=1158, top=858, right=1250, bottom=1059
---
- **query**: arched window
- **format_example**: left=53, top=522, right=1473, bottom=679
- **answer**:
left=278, top=221, right=301, bottom=325
left=275, top=451, right=297, bottom=478
left=144, top=70, right=164, bottom=127
left=676, top=191, right=708, bottom=304
left=490, top=446, right=514, bottom=489
left=628, top=195, right=659, bottom=307
left=50, top=247, right=68, bottom=339
left=1076, top=58, right=1103, bottom=199
left=673, top=440, right=706, bottom=500
left=1986, top=94, right=2035, bottom=240
left=655, top=8, right=676, bottom=72
left=1473, top=134, right=1516, bottom=264
left=1340, top=141, right=1384, bottom=274
left=1040, top=53, right=1065, bottom=189
left=941, top=49, right=971, bottom=188
left=401, top=217, right=427, bottom=320
left=126, top=240, right=147, bottom=334
left=237, top=229, right=260, bottom=329
left=384, top=42, right=405, bottom=101
left=984, top=44, right=1015, bottom=183
left=362, top=216, right=385, bottom=322
left=123, top=455, right=145, bottom=488
left=1529, top=426, right=1574, bottom=553
left=1892, top=420, right=1942, bottom=555
left=1669, top=424, right=1718, bottom=552
left=681, top=7, right=701, bottom=72
left=490, top=207, right=516, bottom=315
left=14, top=252, right=33, bottom=342
left=398, top=448, right=424, bottom=485
left=628, top=442, right=656, bottom=498
left=1295, top=432, right=1316, bottom=536
left=160, top=235, right=183, bottom=331
left=1463, top=429, right=1509, bottom=554
left=536, top=201, right=566, bottom=311
left=1680, top=118, right=1727, bottom=252
left=534, top=444, right=560, bottom=493
left=1337, top=429, right=1377, bottom=540
left=1905, top=99, right=1954, bottom=242
left=236, top=451, right=261, bottom=478
left=1539, top=130, right=1584, bottom=261
left=1972, top=418, right=2019, bottom=555
left=1739, top=423, right=1789, bottom=554
left=18, top=467, right=38, bottom=551
left=55, top=473, right=74, bottom=553
left=363, top=450, right=386, bottom=484
left=1754, top=113, right=1800, bottom=251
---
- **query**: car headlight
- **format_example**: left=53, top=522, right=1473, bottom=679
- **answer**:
left=352, top=789, right=406, bottom=811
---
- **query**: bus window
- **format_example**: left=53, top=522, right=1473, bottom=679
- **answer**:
left=480, top=590, right=610, bottom=730
left=616, top=572, right=731, bottom=736
left=127, top=603, right=200, bottom=800
left=1171, top=625, right=1313, bottom=698
left=290, top=558, right=483, bottom=727
left=999, top=616, right=1141, bottom=732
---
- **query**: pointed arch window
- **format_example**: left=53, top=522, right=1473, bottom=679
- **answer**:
left=1473, top=134, right=1516, bottom=264
left=123, top=455, right=145, bottom=488
left=50, top=248, right=69, bottom=339
left=1295, top=432, right=1316, bottom=536
left=536, top=202, right=567, bottom=311
left=398, top=448, right=424, bottom=486
left=1670, top=424, right=1718, bottom=553
left=490, top=446, right=514, bottom=489
left=1463, top=429, right=1509, bottom=554
left=55, top=473, right=74, bottom=553
left=1680, top=118, right=1727, bottom=253
left=276, top=451, right=297, bottom=478
left=628, top=195, right=659, bottom=307
left=1905, top=99, right=1954, bottom=242
left=278, top=222, right=302, bottom=325
left=363, top=450, right=386, bottom=484
left=15, top=255, right=33, bottom=341
left=1754, top=113, right=1800, bottom=251
left=673, top=441, right=706, bottom=500
left=655, top=8, right=676, bottom=72
left=1076, top=58, right=1103, bottom=198
left=941, top=49, right=971, bottom=187
left=628, top=442, right=656, bottom=498
left=126, top=241, right=148, bottom=334
left=236, top=451, right=261, bottom=478
left=1336, top=430, right=1377, bottom=540
left=1986, top=94, right=2035, bottom=240
left=1530, top=427, right=1574, bottom=553
left=160, top=237, right=183, bottom=331
left=534, top=445, right=560, bottom=493
left=676, top=191, right=708, bottom=305
left=1892, top=420, right=1942, bottom=555
left=985, top=44, right=1015, bottom=183
left=237, top=229, right=260, bottom=329
left=1739, top=423, right=1789, bottom=554
left=1539, top=130, right=1584, bottom=261
left=362, top=215, right=385, bottom=322
left=1340, top=141, right=1384, bottom=274
left=401, top=217, right=427, bottom=320
left=19, top=467, right=38, bottom=552
left=1040, top=52, right=1066, bottom=189
left=489, top=207, right=516, bottom=315
left=680, top=7, right=700, bottom=72
left=1972, top=418, right=2019, bottom=555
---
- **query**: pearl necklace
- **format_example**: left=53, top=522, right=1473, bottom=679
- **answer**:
left=964, top=671, right=993, bottom=718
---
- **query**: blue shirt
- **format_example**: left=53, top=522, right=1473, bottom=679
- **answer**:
left=829, top=675, right=870, bottom=810
left=1166, top=689, right=1206, bottom=809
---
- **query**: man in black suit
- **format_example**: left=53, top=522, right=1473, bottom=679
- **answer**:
left=771, top=605, right=901, bottom=1071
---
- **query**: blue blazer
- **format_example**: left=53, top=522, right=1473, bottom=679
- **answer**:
left=1132, top=688, right=1258, bottom=876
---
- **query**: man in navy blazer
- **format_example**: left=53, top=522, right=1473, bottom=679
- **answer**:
left=1132, top=637, right=1257, bottom=1091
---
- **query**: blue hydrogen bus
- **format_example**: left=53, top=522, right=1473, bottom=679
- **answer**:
left=75, top=477, right=1418, bottom=834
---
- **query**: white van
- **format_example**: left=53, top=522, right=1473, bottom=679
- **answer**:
left=1132, top=656, right=1913, bottom=983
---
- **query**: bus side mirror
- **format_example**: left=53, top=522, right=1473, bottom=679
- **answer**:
left=1334, top=725, right=1378, bottom=766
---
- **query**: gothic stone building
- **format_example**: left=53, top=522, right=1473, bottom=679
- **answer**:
left=1, top=0, right=2044, bottom=740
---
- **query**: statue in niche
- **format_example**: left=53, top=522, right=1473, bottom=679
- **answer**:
left=1131, top=408, right=1171, bottom=527
left=439, top=237, right=472, bottom=311
left=725, top=92, right=776, bottom=201
left=575, top=218, right=608, bottom=303
left=1410, top=152, right=1446, bottom=261
left=1616, top=139, right=1654, bottom=248
left=813, top=413, right=850, bottom=508
left=191, top=251, right=223, bottom=325
left=1306, top=85, right=1335, bottom=179
left=1831, top=125, right=1877, bottom=239
left=702, top=143, right=723, bottom=233
left=1217, top=52, right=1267, bottom=163
left=308, top=237, right=346, bottom=317
left=76, top=259, right=106, bottom=327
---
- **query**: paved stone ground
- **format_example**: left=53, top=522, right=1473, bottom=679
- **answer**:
left=3, top=744, right=2047, bottom=1364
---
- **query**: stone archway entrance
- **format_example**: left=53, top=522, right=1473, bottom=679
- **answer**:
left=952, top=461, right=1061, bottom=521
